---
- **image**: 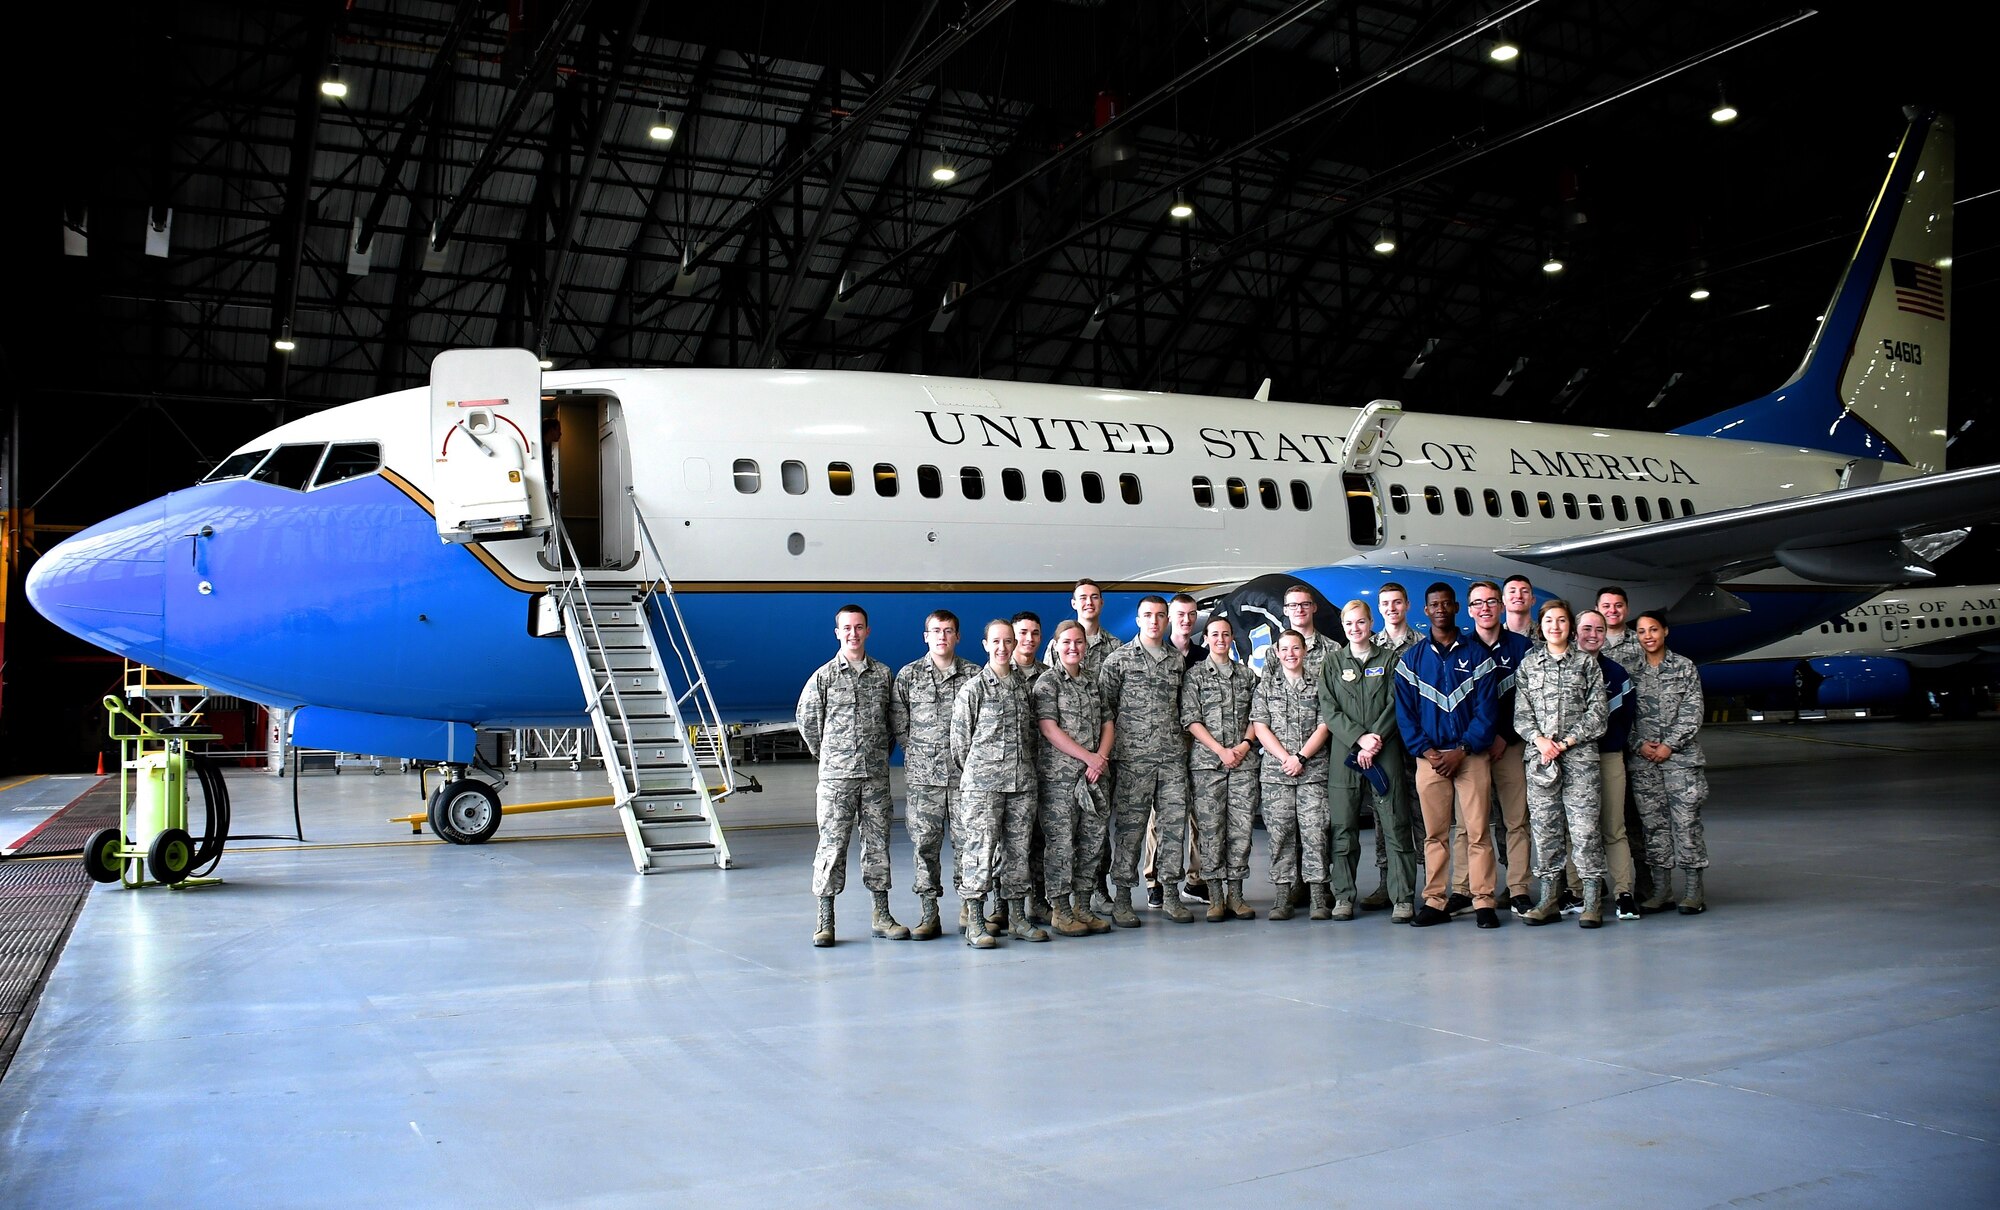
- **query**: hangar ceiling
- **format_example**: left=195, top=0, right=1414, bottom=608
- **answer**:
left=16, top=1, right=1991, bottom=452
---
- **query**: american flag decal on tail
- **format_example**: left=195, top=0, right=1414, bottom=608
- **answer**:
left=1890, top=258, right=1945, bottom=319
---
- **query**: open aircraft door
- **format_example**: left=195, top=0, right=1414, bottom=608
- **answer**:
left=429, top=348, right=550, bottom=544
left=1338, top=400, right=1402, bottom=550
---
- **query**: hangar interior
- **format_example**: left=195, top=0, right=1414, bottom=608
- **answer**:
left=1, top=2, right=1995, bottom=1205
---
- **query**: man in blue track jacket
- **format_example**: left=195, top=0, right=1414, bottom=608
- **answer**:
left=1395, top=583, right=1502, bottom=929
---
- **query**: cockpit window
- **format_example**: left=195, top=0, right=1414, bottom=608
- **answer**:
left=311, top=442, right=382, bottom=489
left=203, top=450, right=270, bottom=482
left=251, top=444, right=327, bottom=491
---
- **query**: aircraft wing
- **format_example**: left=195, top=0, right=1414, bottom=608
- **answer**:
left=1499, top=462, right=2000, bottom=584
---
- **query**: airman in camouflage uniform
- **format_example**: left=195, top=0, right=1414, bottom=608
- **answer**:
left=1098, top=596, right=1192, bottom=925
left=1364, top=582, right=1423, bottom=910
left=1596, top=587, right=1645, bottom=673
left=1032, top=619, right=1115, bottom=936
left=1011, top=612, right=1051, bottom=928
left=1512, top=600, right=1610, bottom=926
left=1252, top=629, right=1332, bottom=920
left=798, top=604, right=905, bottom=946
left=1044, top=578, right=1120, bottom=910
left=1319, top=601, right=1413, bottom=921
left=951, top=619, right=1045, bottom=947
left=1628, top=611, right=1711, bottom=914
left=891, top=610, right=981, bottom=940
left=1181, top=616, right=1261, bottom=921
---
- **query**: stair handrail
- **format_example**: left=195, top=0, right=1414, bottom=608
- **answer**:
left=545, top=507, right=642, bottom=802
left=626, top=490, right=739, bottom=801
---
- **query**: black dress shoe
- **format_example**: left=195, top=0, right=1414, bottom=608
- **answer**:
left=1508, top=893, right=1535, bottom=916
left=1475, top=907, right=1501, bottom=928
left=1444, top=892, right=1474, bottom=915
left=1181, top=880, right=1210, bottom=902
left=1146, top=884, right=1163, bottom=909
left=1411, top=904, right=1451, bottom=927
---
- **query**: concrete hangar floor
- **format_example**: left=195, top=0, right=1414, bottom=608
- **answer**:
left=2, top=719, right=1995, bottom=1208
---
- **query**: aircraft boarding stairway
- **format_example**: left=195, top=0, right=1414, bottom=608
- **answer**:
left=548, top=498, right=735, bottom=874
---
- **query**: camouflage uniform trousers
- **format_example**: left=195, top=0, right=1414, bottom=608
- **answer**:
left=957, top=789, right=1037, bottom=897
left=811, top=775, right=894, bottom=897
left=1628, top=755, right=1710, bottom=869
left=904, top=783, right=965, bottom=898
left=1038, top=768, right=1109, bottom=896
left=1109, top=763, right=1190, bottom=888
left=1261, top=775, right=1330, bottom=888
left=1526, top=750, right=1606, bottom=880
left=1190, top=763, right=1260, bottom=883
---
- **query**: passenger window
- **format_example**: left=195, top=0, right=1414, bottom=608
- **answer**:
left=1562, top=493, right=1580, bottom=520
left=732, top=459, right=761, bottom=493
left=1192, top=476, right=1214, bottom=508
left=961, top=467, right=984, bottom=500
left=1227, top=478, right=1248, bottom=509
left=205, top=449, right=270, bottom=482
left=1043, top=470, right=1065, bottom=503
left=1587, top=494, right=1604, bottom=521
left=782, top=460, right=808, bottom=494
left=1657, top=497, right=1674, bottom=518
left=828, top=462, right=854, bottom=496
left=1259, top=479, right=1280, bottom=510
left=1612, top=496, right=1628, bottom=522
left=1483, top=489, right=1501, bottom=518
left=1002, top=468, right=1026, bottom=501
left=1390, top=484, right=1410, bottom=515
left=252, top=444, right=326, bottom=491
left=1537, top=492, right=1554, bottom=519
left=874, top=463, right=898, bottom=497
left=1119, top=473, right=1142, bottom=505
left=1681, top=497, right=1696, bottom=516
left=1082, top=472, right=1105, bottom=504
left=1859, top=622, right=1868, bottom=632
left=1454, top=487, right=1473, bottom=516
left=312, top=442, right=381, bottom=488
left=1420, top=486, right=1441, bottom=516
left=1291, top=480, right=1312, bottom=511
left=918, top=465, right=942, bottom=498
left=1510, top=490, right=1528, bottom=518
left=1636, top=497, right=1653, bottom=522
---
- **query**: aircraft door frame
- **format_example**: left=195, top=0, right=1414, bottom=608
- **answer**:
left=1338, top=400, right=1402, bottom=550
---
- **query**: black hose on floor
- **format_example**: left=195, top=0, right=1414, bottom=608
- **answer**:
left=187, top=751, right=231, bottom=877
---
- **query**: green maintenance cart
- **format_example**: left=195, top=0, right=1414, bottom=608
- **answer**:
left=83, top=695, right=225, bottom=889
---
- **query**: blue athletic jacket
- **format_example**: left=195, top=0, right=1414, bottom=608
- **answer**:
left=1597, top=653, right=1635, bottom=752
left=1482, top=629, right=1533, bottom=743
left=1394, top=632, right=1499, bottom=755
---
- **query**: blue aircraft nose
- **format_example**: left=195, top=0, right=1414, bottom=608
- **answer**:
left=25, top=497, right=170, bottom=666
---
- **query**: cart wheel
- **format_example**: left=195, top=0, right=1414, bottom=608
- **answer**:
left=148, top=828, right=195, bottom=885
left=372, top=766, right=383, bottom=775
left=429, top=779, right=502, bottom=844
left=83, top=827, right=127, bottom=884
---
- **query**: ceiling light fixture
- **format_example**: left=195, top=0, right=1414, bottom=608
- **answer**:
left=1169, top=196, right=1194, bottom=219
left=1710, top=84, right=1738, bottom=125
left=930, top=162, right=958, bottom=184
left=319, top=64, right=347, bottom=99
left=1488, top=26, right=1520, bottom=63
left=273, top=319, right=296, bottom=352
left=1689, top=283, right=1712, bottom=301
left=648, top=104, right=675, bottom=142
left=1542, top=250, right=1565, bottom=274
left=1372, top=227, right=1397, bottom=255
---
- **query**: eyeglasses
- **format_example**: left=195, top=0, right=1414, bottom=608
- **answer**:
left=1468, top=598, right=1501, bottom=609
left=1284, top=601, right=1315, bottom=610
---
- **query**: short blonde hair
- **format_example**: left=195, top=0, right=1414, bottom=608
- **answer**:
left=1341, top=599, right=1373, bottom=623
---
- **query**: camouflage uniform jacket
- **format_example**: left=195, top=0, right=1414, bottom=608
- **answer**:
left=1297, top=629, right=1334, bottom=681
left=796, top=653, right=895, bottom=778
left=1372, top=626, right=1420, bottom=657
left=951, top=666, right=1038, bottom=792
left=1098, top=639, right=1187, bottom=765
left=1513, top=646, right=1608, bottom=752
left=1601, top=629, right=1644, bottom=674
left=891, top=655, right=982, bottom=787
left=1044, top=627, right=1120, bottom=682
left=1252, top=665, right=1329, bottom=781
left=1179, top=657, right=1259, bottom=771
left=1630, top=650, right=1706, bottom=763
left=1315, top=644, right=1401, bottom=755
left=1031, top=664, right=1107, bottom=775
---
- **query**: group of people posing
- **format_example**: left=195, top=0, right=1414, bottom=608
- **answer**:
left=796, top=575, right=1712, bottom=948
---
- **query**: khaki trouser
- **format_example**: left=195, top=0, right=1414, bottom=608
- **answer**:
left=1416, top=752, right=1495, bottom=910
left=1451, top=739, right=1530, bottom=898
left=1142, top=811, right=1204, bottom=888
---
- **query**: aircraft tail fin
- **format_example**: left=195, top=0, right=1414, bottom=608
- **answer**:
left=1674, top=111, right=1953, bottom=471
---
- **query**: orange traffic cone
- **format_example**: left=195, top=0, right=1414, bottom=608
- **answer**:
left=96, top=751, right=105, bottom=776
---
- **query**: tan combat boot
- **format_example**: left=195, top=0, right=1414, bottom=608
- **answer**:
left=910, top=894, right=942, bottom=941
left=1226, top=880, right=1257, bottom=920
left=1048, top=894, right=1091, bottom=937
left=1110, top=885, right=1142, bottom=928
left=1008, top=897, right=1050, bottom=942
left=870, top=891, right=910, bottom=940
left=1308, top=883, right=1331, bottom=920
left=813, top=896, right=836, bottom=947
left=1578, top=880, right=1604, bottom=929
left=1522, top=879, right=1564, bottom=925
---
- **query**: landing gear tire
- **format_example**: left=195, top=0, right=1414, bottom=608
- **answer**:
left=429, top=779, right=503, bottom=844
left=83, top=827, right=127, bottom=884
left=148, top=828, right=194, bottom=885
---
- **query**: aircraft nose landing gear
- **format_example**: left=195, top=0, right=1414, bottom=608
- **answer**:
left=427, top=774, right=503, bottom=844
